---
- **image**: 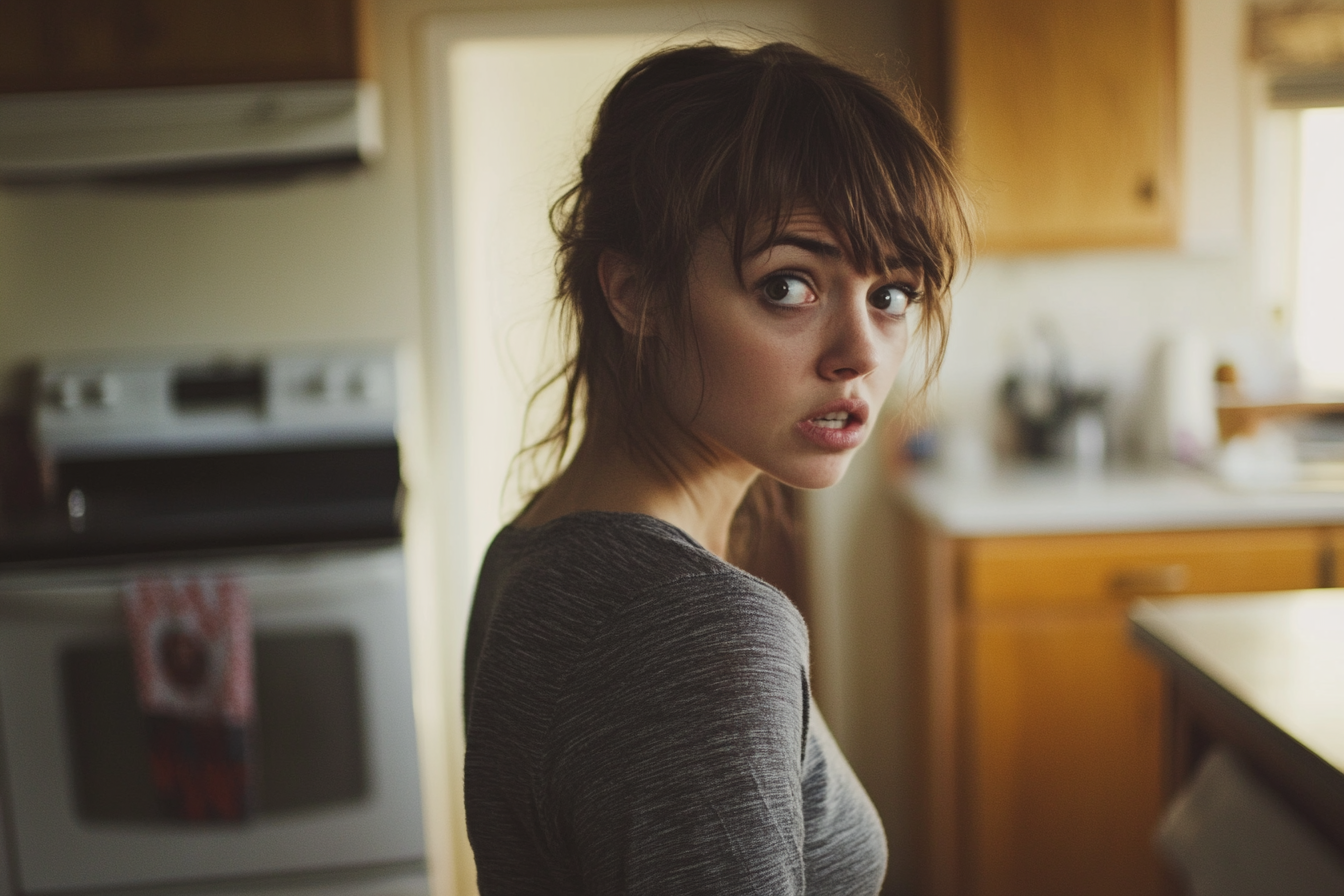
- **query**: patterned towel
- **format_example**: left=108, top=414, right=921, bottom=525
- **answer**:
left=123, top=576, right=254, bottom=821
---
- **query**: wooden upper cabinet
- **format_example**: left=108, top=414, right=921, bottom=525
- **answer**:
left=948, top=0, right=1179, bottom=251
left=0, top=0, right=371, bottom=94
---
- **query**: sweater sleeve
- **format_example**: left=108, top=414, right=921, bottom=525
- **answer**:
left=543, top=572, right=811, bottom=895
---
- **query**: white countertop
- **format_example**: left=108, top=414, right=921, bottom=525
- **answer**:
left=898, top=465, right=1344, bottom=537
left=1132, top=591, right=1344, bottom=775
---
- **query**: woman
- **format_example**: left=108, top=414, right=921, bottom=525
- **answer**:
left=463, top=41, right=969, bottom=894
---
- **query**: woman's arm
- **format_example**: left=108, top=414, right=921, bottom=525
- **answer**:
left=546, top=572, right=811, bottom=895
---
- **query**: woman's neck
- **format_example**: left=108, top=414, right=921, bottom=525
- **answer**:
left=514, top=431, right=757, bottom=558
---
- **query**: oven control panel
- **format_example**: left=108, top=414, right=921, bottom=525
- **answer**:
left=35, top=347, right=398, bottom=459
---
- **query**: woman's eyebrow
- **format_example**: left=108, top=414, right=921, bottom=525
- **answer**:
left=749, top=233, right=912, bottom=273
left=749, top=233, right=844, bottom=259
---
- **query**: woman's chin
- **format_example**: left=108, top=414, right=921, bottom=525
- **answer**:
left=771, top=454, right=858, bottom=491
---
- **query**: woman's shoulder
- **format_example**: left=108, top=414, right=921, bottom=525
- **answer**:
left=495, top=510, right=718, bottom=574
left=491, top=511, right=751, bottom=592
left=489, top=510, right=806, bottom=652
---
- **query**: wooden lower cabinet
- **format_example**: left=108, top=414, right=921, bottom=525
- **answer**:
left=966, top=612, right=1164, bottom=896
left=908, top=517, right=1328, bottom=896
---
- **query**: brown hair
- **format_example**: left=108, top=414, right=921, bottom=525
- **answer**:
left=524, top=40, right=971, bottom=492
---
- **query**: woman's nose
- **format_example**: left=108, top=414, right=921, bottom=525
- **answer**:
left=818, top=297, right=880, bottom=381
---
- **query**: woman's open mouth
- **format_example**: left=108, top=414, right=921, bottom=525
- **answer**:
left=797, top=400, right=868, bottom=450
left=810, top=411, right=852, bottom=430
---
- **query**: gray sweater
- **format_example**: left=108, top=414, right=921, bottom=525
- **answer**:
left=463, top=512, right=887, bottom=894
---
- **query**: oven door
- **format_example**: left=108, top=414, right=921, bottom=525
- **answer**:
left=0, top=546, right=424, bottom=895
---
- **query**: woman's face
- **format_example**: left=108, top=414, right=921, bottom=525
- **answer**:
left=666, top=208, right=920, bottom=490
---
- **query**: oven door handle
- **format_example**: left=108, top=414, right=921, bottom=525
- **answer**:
left=0, top=587, right=124, bottom=623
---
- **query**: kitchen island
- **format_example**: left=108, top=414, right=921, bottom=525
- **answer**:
left=1131, top=591, right=1344, bottom=855
left=871, top=465, right=1344, bottom=896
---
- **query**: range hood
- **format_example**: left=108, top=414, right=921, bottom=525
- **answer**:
left=0, top=80, right=382, bottom=182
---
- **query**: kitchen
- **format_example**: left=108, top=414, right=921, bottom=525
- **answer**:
left=1, top=1, right=1343, bottom=896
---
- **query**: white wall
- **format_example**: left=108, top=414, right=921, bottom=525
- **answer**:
left=0, top=171, right=420, bottom=361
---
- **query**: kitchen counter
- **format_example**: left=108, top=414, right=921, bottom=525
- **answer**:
left=877, top=467, right=1343, bottom=896
left=899, top=465, right=1344, bottom=537
left=1131, top=591, right=1344, bottom=852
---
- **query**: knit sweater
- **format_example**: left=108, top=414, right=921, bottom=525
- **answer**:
left=463, top=511, right=886, bottom=894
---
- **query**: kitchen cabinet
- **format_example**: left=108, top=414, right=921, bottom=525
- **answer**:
left=909, top=0, right=1178, bottom=251
left=956, top=529, right=1321, bottom=896
left=1331, top=528, right=1344, bottom=586
left=0, top=0, right=372, bottom=94
left=881, top=470, right=1344, bottom=896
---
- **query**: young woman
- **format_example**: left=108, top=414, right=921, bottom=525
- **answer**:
left=463, top=42, right=970, bottom=894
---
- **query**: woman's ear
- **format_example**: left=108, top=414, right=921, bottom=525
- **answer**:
left=598, top=250, right=643, bottom=335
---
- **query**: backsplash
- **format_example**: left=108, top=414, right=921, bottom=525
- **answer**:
left=928, top=247, right=1293, bottom=459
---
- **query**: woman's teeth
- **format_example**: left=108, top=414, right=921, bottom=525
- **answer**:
left=812, top=412, right=850, bottom=430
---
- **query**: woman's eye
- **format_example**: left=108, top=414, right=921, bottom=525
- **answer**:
left=870, top=285, right=913, bottom=315
left=761, top=275, right=812, bottom=306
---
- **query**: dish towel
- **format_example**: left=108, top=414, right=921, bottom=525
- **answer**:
left=123, top=575, right=255, bottom=821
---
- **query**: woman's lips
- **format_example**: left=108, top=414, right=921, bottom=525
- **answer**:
left=796, top=399, right=868, bottom=450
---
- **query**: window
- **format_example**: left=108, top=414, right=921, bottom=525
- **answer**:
left=1295, top=106, right=1344, bottom=392
left=1251, top=6, right=1344, bottom=394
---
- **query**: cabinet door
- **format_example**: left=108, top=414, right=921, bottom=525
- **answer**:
left=0, top=0, right=365, bottom=94
left=951, top=0, right=1178, bottom=251
left=1331, top=528, right=1344, bottom=587
left=966, top=610, right=1164, bottom=896
left=958, top=528, right=1323, bottom=896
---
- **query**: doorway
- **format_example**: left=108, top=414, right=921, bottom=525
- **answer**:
left=416, top=8, right=809, bottom=892
left=423, top=6, right=809, bottom=587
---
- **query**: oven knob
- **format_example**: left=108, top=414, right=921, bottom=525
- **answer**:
left=48, top=376, right=80, bottom=411
left=82, top=374, right=120, bottom=407
left=348, top=364, right=387, bottom=402
left=67, top=488, right=87, bottom=533
left=302, top=369, right=331, bottom=400
left=347, top=369, right=367, bottom=401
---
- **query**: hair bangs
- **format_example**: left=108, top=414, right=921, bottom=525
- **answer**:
left=716, top=48, right=967, bottom=294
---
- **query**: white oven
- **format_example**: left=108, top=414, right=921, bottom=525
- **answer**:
left=0, top=348, right=426, bottom=896
left=0, top=547, right=424, bottom=896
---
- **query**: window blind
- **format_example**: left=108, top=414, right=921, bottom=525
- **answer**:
left=1252, top=5, right=1344, bottom=108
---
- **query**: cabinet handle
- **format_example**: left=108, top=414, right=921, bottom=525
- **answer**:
left=1135, top=174, right=1158, bottom=205
left=1110, top=564, right=1188, bottom=596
